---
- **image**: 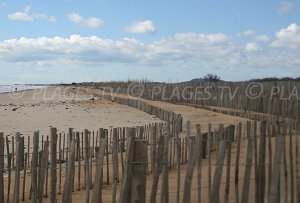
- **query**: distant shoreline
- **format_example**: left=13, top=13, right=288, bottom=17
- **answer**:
left=0, top=85, right=48, bottom=94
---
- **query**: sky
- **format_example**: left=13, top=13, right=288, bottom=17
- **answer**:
left=0, top=0, right=299, bottom=84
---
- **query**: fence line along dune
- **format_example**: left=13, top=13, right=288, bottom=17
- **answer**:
left=0, top=82, right=299, bottom=203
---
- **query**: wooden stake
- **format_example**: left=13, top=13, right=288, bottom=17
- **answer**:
left=131, top=139, right=148, bottom=203
left=62, top=138, right=76, bottom=203
left=50, top=128, right=57, bottom=203
left=31, top=131, right=39, bottom=203
left=13, top=132, right=21, bottom=203
left=160, top=126, right=170, bottom=203
left=241, top=136, right=254, bottom=203
left=267, top=123, right=273, bottom=196
left=84, top=129, right=91, bottom=203
left=295, top=122, right=300, bottom=203
left=269, top=132, right=284, bottom=203
left=105, top=129, right=110, bottom=185
left=187, top=121, right=191, bottom=162
left=7, top=153, right=12, bottom=203
left=234, top=122, right=242, bottom=203
left=150, top=135, right=164, bottom=203
left=0, top=133, right=4, bottom=203
left=211, top=128, right=226, bottom=203
left=175, top=118, right=180, bottom=203
left=22, top=153, right=28, bottom=201
left=77, top=132, right=81, bottom=191
left=91, top=128, right=106, bottom=203
left=112, top=128, right=119, bottom=203
left=225, top=126, right=234, bottom=203
left=38, top=141, right=49, bottom=203
left=197, top=124, right=203, bottom=203
left=59, top=133, right=62, bottom=195
left=119, top=128, right=135, bottom=203
left=289, top=122, right=295, bottom=203
left=207, top=123, right=212, bottom=203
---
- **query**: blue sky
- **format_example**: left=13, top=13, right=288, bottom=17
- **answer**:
left=0, top=0, right=299, bottom=84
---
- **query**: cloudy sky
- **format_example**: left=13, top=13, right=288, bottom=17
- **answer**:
left=0, top=0, right=299, bottom=84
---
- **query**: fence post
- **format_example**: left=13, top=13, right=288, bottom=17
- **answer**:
left=150, top=124, right=157, bottom=174
left=234, top=122, right=242, bottom=203
left=150, top=134, right=164, bottom=203
left=295, top=122, right=300, bottom=203
left=31, top=131, right=39, bottom=203
left=105, top=129, right=110, bottom=185
left=38, top=141, right=49, bottom=203
left=175, top=118, right=180, bottom=203
left=13, top=132, right=21, bottom=203
left=7, top=153, right=12, bottom=203
left=197, top=124, right=203, bottom=203
left=288, top=121, right=295, bottom=203
left=160, top=126, right=170, bottom=203
left=0, top=132, right=4, bottom=203
left=131, top=139, right=148, bottom=203
left=76, top=132, right=81, bottom=191
left=253, top=121, right=258, bottom=203
left=84, top=129, right=91, bottom=203
left=58, top=133, right=62, bottom=194
left=211, top=128, right=226, bottom=203
left=27, top=136, right=30, bottom=168
left=257, top=121, right=267, bottom=203
left=62, top=138, right=76, bottom=203
left=112, top=128, right=119, bottom=203
left=207, top=123, right=212, bottom=203
left=119, top=128, right=135, bottom=203
left=182, top=126, right=201, bottom=203
left=187, top=121, right=191, bottom=161
left=50, top=127, right=57, bottom=203
left=269, top=130, right=284, bottom=203
left=225, top=125, right=235, bottom=203
left=92, top=128, right=106, bottom=203
left=241, top=136, right=254, bottom=203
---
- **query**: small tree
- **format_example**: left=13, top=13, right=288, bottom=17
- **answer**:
left=203, top=74, right=221, bottom=82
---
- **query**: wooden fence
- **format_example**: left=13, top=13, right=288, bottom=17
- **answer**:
left=0, top=118, right=299, bottom=202
left=94, top=81, right=300, bottom=120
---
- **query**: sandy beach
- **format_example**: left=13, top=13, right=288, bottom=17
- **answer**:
left=0, top=85, right=295, bottom=203
left=0, top=86, right=162, bottom=136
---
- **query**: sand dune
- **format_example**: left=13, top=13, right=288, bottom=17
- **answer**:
left=0, top=86, right=162, bottom=135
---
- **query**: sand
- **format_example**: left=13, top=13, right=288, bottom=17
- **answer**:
left=0, top=86, right=295, bottom=203
left=0, top=86, right=162, bottom=136
left=84, top=87, right=249, bottom=134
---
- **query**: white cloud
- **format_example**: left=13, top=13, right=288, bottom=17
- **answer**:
left=0, top=32, right=298, bottom=74
left=0, top=33, right=229, bottom=66
left=271, top=23, right=300, bottom=49
left=245, top=42, right=259, bottom=51
left=243, top=30, right=256, bottom=36
left=7, top=5, right=56, bottom=22
left=33, top=14, right=57, bottom=22
left=24, top=5, right=32, bottom=13
left=255, top=35, right=271, bottom=42
left=277, top=0, right=294, bottom=15
left=238, top=30, right=271, bottom=43
left=8, top=12, right=33, bottom=21
left=68, top=13, right=103, bottom=29
left=125, top=20, right=157, bottom=34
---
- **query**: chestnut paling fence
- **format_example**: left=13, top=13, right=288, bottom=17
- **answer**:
left=0, top=83, right=300, bottom=202
left=0, top=118, right=299, bottom=203
left=94, top=81, right=300, bottom=120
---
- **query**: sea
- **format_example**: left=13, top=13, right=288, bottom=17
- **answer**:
left=0, top=84, right=46, bottom=94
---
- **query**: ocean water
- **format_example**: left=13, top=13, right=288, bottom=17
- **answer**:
left=0, top=85, right=46, bottom=94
